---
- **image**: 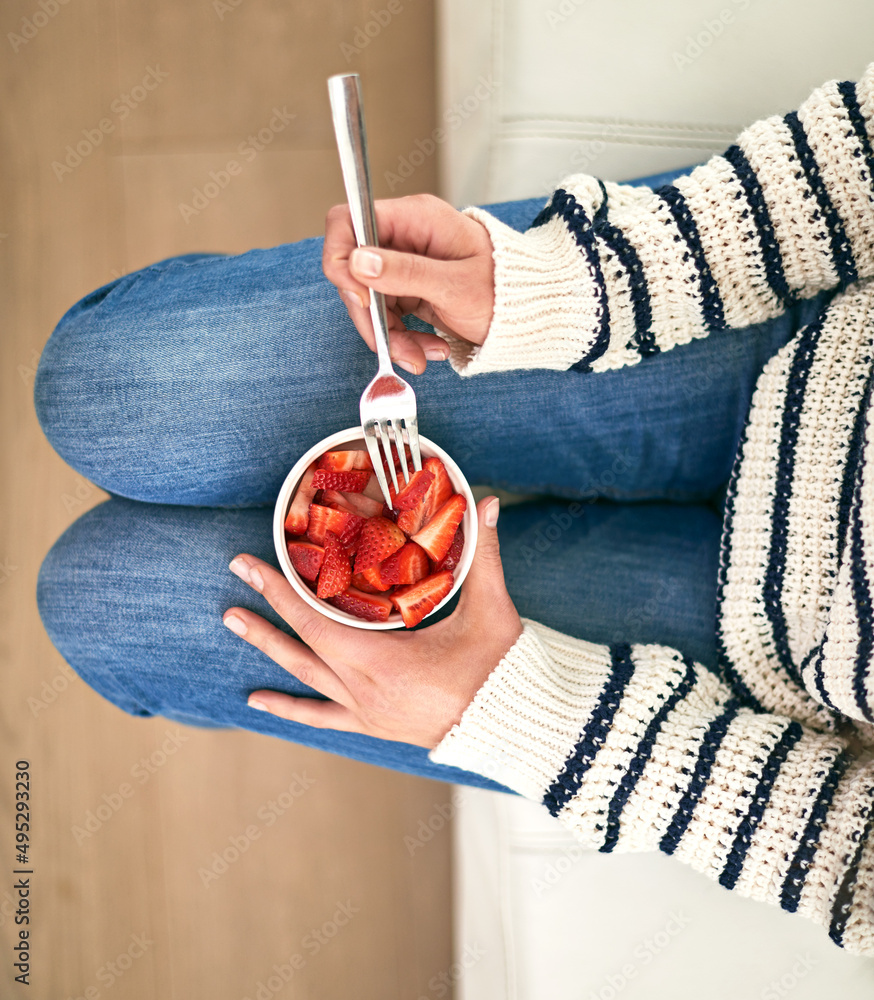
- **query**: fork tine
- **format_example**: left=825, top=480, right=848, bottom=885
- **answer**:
left=405, top=417, right=422, bottom=473
left=392, top=420, right=410, bottom=484
left=362, top=425, right=393, bottom=508
left=377, top=419, right=399, bottom=494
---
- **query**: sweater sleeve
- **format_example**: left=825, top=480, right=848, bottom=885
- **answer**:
left=446, top=64, right=874, bottom=376
left=430, top=621, right=874, bottom=955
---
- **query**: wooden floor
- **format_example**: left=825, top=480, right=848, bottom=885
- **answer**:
left=1, top=3, right=454, bottom=997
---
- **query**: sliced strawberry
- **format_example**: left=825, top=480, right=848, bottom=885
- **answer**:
left=318, top=449, right=373, bottom=472
left=412, top=494, right=467, bottom=563
left=307, top=503, right=363, bottom=548
left=338, top=513, right=364, bottom=550
left=320, top=489, right=356, bottom=514
left=393, top=469, right=435, bottom=510
left=284, top=462, right=319, bottom=535
left=434, top=527, right=464, bottom=573
left=351, top=571, right=384, bottom=594
left=316, top=531, right=352, bottom=599
left=381, top=542, right=430, bottom=586
left=360, top=563, right=393, bottom=592
left=397, top=502, right=427, bottom=537
left=311, top=469, right=370, bottom=493
left=339, top=491, right=383, bottom=519
left=390, top=571, right=454, bottom=627
left=354, top=516, right=406, bottom=573
left=329, top=587, right=393, bottom=623
left=423, top=457, right=453, bottom=518
left=286, top=541, right=324, bottom=582
left=362, top=473, right=385, bottom=503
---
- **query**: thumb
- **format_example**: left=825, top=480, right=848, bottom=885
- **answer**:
left=349, top=246, right=463, bottom=308
left=460, top=496, right=506, bottom=603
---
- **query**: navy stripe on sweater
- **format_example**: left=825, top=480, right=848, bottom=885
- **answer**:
left=849, top=471, right=874, bottom=723
left=829, top=789, right=874, bottom=947
left=655, top=184, right=726, bottom=331
left=762, top=314, right=826, bottom=685
left=592, top=180, right=658, bottom=358
left=835, top=367, right=873, bottom=579
left=659, top=699, right=741, bottom=855
left=719, top=721, right=804, bottom=890
left=723, top=143, right=796, bottom=308
left=542, top=189, right=612, bottom=373
left=837, top=81, right=874, bottom=199
left=805, top=643, right=836, bottom=712
left=543, top=644, right=636, bottom=817
left=783, top=111, right=858, bottom=289
left=780, top=750, right=851, bottom=912
left=715, top=439, right=766, bottom=712
left=600, top=659, right=697, bottom=853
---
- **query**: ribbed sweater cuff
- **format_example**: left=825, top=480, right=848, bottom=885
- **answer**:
left=430, top=621, right=609, bottom=798
left=442, top=207, right=600, bottom=376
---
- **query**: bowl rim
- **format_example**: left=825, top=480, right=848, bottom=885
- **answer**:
left=273, top=427, right=478, bottom=630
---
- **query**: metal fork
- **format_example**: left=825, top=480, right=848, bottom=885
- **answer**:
left=328, top=72, right=422, bottom=507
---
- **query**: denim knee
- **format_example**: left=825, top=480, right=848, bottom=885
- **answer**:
left=36, top=500, right=157, bottom=719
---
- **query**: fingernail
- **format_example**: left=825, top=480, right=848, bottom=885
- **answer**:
left=248, top=697, right=269, bottom=712
left=229, top=556, right=250, bottom=583
left=224, top=614, right=248, bottom=636
left=340, top=288, right=367, bottom=309
left=351, top=248, right=382, bottom=278
left=396, top=358, right=418, bottom=375
left=424, top=347, right=449, bottom=361
left=485, top=497, right=500, bottom=528
left=249, top=566, right=264, bottom=592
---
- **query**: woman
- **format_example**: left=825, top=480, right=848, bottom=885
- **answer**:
left=36, top=65, right=874, bottom=954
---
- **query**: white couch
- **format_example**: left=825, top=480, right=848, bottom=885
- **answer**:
left=436, top=2, right=874, bottom=996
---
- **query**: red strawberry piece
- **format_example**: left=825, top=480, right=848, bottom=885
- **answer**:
left=434, top=527, right=464, bottom=573
left=337, top=513, right=364, bottom=550
left=397, top=502, right=427, bottom=537
left=390, top=571, right=454, bottom=628
left=412, top=494, right=467, bottom=563
left=381, top=542, right=430, bottom=586
left=351, top=572, right=383, bottom=594
left=329, top=587, right=392, bottom=623
left=353, top=516, right=406, bottom=573
left=423, top=457, right=453, bottom=518
left=284, top=462, right=319, bottom=536
left=317, top=449, right=373, bottom=472
left=306, top=503, right=363, bottom=548
left=286, top=541, right=325, bottom=582
left=393, top=469, right=435, bottom=510
left=311, top=469, right=370, bottom=493
left=340, top=491, right=383, bottom=518
left=319, top=489, right=356, bottom=514
left=316, top=531, right=352, bottom=599
left=360, top=563, right=393, bottom=592
left=361, top=473, right=385, bottom=502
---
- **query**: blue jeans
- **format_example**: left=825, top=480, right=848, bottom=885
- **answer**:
left=33, top=170, right=828, bottom=793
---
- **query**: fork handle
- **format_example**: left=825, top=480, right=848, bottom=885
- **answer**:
left=328, top=73, right=394, bottom=373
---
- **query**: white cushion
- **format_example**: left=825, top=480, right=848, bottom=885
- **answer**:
left=437, top=0, right=874, bottom=205
left=453, top=787, right=874, bottom=1000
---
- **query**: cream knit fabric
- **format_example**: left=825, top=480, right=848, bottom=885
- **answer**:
left=431, top=65, right=874, bottom=954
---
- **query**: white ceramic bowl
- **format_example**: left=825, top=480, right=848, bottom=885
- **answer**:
left=273, top=427, right=478, bottom=630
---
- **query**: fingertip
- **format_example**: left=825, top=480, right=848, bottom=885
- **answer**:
left=340, top=287, right=368, bottom=310
left=480, top=496, right=500, bottom=528
left=350, top=247, right=383, bottom=279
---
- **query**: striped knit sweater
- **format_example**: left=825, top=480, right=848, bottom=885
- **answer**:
left=430, top=65, right=874, bottom=954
